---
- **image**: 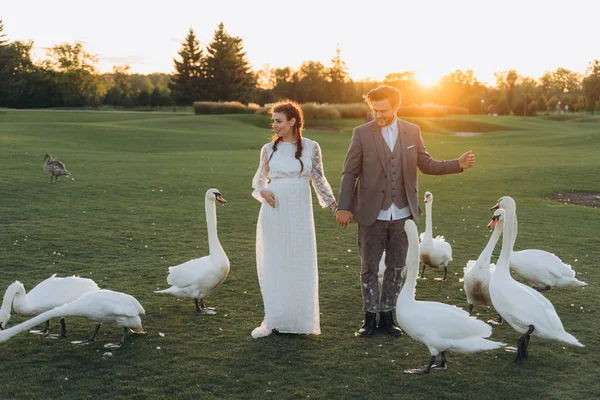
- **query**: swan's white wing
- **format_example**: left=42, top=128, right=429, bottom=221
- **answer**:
left=77, top=290, right=144, bottom=317
left=414, top=301, right=492, bottom=339
left=26, top=276, right=100, bottom=310
left=166, top=256, right=213, bottom=288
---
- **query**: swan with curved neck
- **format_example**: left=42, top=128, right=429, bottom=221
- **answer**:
left=155, top=188, right=230, bottom=313
left=462, top=215, right=503, bottom=316
left=489, top=197, right=584, bottom=362
left=395, top=219, right=505, bottom=375
left=0, top=289, right=145, bottom=348
left=419, top=191, right=452, bottom=280
left=0, top=275, right=100, bottom=337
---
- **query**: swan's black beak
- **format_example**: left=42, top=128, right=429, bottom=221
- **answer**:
left=490, top=202, right=500, bottom=211
left=488, top=215, right=499, bottom=229
left=215, top=192, right=228, bottom=206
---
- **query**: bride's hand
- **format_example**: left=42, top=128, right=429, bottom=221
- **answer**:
left=261, top=190, right=276, bottom=208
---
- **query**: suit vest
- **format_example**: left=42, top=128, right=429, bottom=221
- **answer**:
left=380, top=136, right=409, bottom=211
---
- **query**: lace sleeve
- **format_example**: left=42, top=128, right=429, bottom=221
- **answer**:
left=310, top=141, right=336, bottom=208
left=252, top=145, right=270, bottom=203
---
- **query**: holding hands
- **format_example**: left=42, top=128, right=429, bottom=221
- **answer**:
left=335, top=210, right=353, bottom=228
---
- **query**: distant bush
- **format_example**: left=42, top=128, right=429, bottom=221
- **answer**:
left=193, top=101, right=256, bottom=115
left=329, top=103, right=371, bottom=119
left=255, top=102, right=468, bottom=120
left=301, top=103, right=342, bottom=120
left=396, top=104, right=468, bottom=117
left=254, top=103, right=342, bottom=120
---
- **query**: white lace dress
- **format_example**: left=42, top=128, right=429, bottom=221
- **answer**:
left=251, top=138, right=335, bottom=338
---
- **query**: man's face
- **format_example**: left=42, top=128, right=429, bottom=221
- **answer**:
left=369, top=99, right=398, bottom=127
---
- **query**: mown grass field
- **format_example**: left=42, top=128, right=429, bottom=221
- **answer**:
left=0, top=110, right=599, bottom=399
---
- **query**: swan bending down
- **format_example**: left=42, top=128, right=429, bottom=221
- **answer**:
left=419, top=191, right=452, bottom=280
left=510, top=250, right=587, bottom=291
left=43, top=154, right=70, bottom=183
left=489, top=198, right=584, bottom=362
left=0, top=290, right=145, bottom=349
left=155, top=189, right=230, bottom=313
left=395, top=219, right=506, bottom=375
left=0, top=275, right=100, bottom=337
left=462, top=216, right=502, bottom=316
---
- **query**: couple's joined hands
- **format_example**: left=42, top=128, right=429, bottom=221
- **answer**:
left=263, top=190, right=351, bottom=227
left=335, top=210, right=353, bottom=228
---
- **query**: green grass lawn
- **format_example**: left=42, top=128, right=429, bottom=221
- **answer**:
left=0, top=111, right=599, bottom=399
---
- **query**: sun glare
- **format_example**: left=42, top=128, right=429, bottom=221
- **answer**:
left=414, top=71, right=442, bottom=87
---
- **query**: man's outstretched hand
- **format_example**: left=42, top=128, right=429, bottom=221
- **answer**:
left=459, top=150, right=476, bottom=170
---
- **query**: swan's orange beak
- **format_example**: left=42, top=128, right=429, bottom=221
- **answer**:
left=490, top=202, right=500, bottom=211
left=215, top=194, right=227, bottom=206
left=488, top=216, right=499, bottom=229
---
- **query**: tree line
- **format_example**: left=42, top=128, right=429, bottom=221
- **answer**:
left=1, top=17, right=599, bottom=114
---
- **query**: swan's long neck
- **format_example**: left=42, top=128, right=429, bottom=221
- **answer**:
left=496, top=211, right=517, bottom=278
left=2, top=283, right=26, bottom=315
left=424, top=202, right=433, bottom=240
left=205, top=197, right=225, bottom=261
left=0, top=303, right=71, bottom=342
left=399, top=231, right=419, bottom=303
left=477, top=223, right=503, bottom=264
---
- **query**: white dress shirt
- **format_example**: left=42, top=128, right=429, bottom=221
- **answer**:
left=377, top=118, right=412, bottom=221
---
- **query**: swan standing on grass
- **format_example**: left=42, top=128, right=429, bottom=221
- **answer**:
left=419, top=191, right=452, bottom=280
left=0, top=275, right=100, bottom=338
left=0, top=290, right=145, bottom=349
left=462, top=214, right=502, bottom=317
left=395, top=219, right=506, bottom=375
left=155, top=189, right=229, bottom=314
left=510, top=250, right=587, bottom=291
left=43, top=154, right=69, bottom=183
left=489, top=198, right=584, bottom=362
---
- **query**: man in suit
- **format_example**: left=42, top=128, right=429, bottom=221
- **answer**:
left=336, top=85, right=475, bottom=337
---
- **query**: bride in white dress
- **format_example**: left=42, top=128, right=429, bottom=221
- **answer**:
left=251, top=101, right=337, bottom=338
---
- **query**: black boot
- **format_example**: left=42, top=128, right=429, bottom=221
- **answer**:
left=357, top=312, right=377, bottom=337
left=378, top=311, right=403, bottom=336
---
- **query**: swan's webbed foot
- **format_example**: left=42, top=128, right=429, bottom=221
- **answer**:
left=434, top=266, right=448, bottom=281
left=104, top=327, right=129, bottom=349
left=29, top=320, right=51, bottom=335
left=71, top=323, right=101, bottom=345
left=468, top=304, right=474, bottom=316
left=420, top=265, right=426, bottom=279
left=197, top=298, right=217, bottom=314
left=431, top=352, right=447, bottom=370
left=403, top=355, right=436, bottom=375
left=514, top=325, right=535, bottom=362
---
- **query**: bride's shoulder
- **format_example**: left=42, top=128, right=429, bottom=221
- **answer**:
left=302, top=137, right=317, bottom=148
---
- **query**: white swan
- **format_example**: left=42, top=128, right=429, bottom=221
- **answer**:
left=510, top=250, right=587, bottom=291
left=489, top=198, right=584, bottom=362
left=419, top=191, right=452, bottom=280
left=462, top=215, right=502, bottom=316
left=0, top=289, right=145, bottom=349
left=0, top=274, right=100, bottom=337
left=395, top=219, right=506, bottom=374
left=155, top=189, right=230, bottom=313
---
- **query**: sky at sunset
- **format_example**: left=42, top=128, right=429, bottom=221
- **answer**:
left=2, top=0, right=599, bottom=86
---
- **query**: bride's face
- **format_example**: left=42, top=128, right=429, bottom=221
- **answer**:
left=272, top=112, right=296, bottom=139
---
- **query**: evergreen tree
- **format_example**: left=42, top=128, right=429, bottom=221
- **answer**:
left=327, top=46, right=353, bottom=103
left=169, top=28, right=205, bottom=105
left=204, top=22, right=256, bottom=103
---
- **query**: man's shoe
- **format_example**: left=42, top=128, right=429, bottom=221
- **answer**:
left=378, top=311, right=403, bottom=336
left=357, top=312, right=377, bottom=337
